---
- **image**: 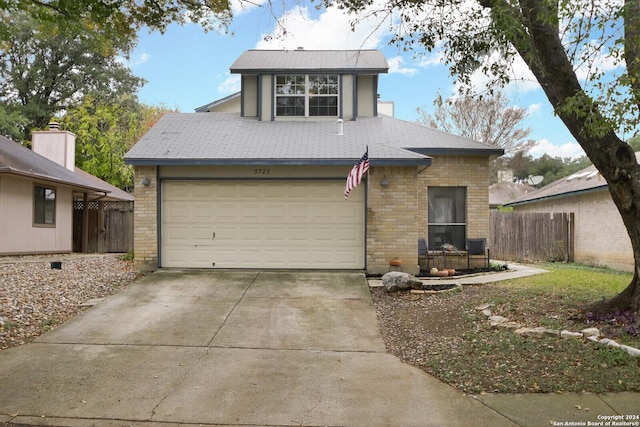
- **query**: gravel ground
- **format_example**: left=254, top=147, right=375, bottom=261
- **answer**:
left=0, top=254, right=140, bottom=350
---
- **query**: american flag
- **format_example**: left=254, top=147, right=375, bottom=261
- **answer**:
left=344, top=150, right=369, bottom=200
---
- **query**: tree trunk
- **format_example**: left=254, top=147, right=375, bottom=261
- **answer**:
left=487, top=0, right=640, bottom=312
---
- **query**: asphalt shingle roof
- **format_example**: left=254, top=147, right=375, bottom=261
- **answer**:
left=505, top=152, right=640, bottom=206
left=230, top=49, right=389, bottom=74
left=125, top=113, right=503, bottom=166
left=0, top=135, right=132, bottom=201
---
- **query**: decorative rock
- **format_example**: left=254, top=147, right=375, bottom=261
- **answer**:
left=481, top=309, right=492, bottom=317
left=474, top=303, right=492, bottom=311
left=598, top=338, right=620, bottom=348
left=488, top=315, right=509, bottom=324
left=496, top=321, right=522, bottom=329
left=581, top=327, right=601, bottom=338
left=619, top=345, right=640, bottom=357
left=381, top=272, right=423, bottom=292
left=515, top=326, right=558, bottom=337
left=560, top=330, right=584, bottom=339
left=587, top=335, right=600, bottom=342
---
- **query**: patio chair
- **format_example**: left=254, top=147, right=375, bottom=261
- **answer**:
left=418, top=238, right=429, bottom=273
left=467, top=238, right=490, bottom=270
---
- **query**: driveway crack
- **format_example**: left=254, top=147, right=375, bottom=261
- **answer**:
left=148, top=271, right=261, bottom=421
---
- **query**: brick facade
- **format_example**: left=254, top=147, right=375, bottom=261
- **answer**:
left=366, top=156, right=491, bottom=275
left=134, top=156, right=492, bottom=274
left=513, top=190, right=633, bottom=272
left=133, top=166, right=158, bottom=271
left=367, top=166, right=420, bottom=274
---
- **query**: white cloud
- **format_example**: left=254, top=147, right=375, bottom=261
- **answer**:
left=255, top=3, right=390, bottom=50
left=527, top=103, right=542, bottom=116
left=529, top=139, right=585, bottom=159
left=230, top=0, right=269, bottom=16
left=388, top=56, right=417, bottom=75
left=217, top=74, right=241, bottom=94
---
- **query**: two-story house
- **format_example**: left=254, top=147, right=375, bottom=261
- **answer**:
left=125, top=49, right=503, bottom=274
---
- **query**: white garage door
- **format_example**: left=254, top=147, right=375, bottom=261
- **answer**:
left=161, top=180, right=365, bottom=269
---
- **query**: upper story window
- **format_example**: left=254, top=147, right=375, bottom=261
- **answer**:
left=34, top=185, right=56, bottom=226
left=275, top=74, right=339, bottom=117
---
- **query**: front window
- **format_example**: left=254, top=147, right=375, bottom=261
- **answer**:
left=428, top=187, right=466, bottom=250
left=34, top=185, right=56, bottom=226
left=276, top=74, right=339, bottom=117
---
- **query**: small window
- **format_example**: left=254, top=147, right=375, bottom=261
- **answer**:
left=34, top=185, right=56, bottom=225
left=275, top=74, right=339, bottom=117
left=428, top=187, right=466, bottom=250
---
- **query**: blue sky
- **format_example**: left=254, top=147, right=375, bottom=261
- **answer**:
left=128, top=1, right=588, bottom=159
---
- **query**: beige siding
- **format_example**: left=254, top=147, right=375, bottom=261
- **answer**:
left=356, top=75, right=375, bottom=117
left=208, top=96, right=242, bottom=114
left=261, top=75, right=273, bottom=119
left=341, top=75, right=354, bottom=120
left=513, top=190, right=633, bottom=272
left=0, top=175, right=73, bottom=255
left=242, top=76, right=258, bottom=117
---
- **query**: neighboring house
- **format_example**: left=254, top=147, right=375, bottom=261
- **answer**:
left=489, top=181, right=535, bottom=209
left=0, top=128, right=134, bottom=256
left=505, top=154, right=640, bottom=272
left=125, top=48, right=503, bottom=274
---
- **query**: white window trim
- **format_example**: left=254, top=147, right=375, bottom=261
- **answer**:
left=275, top=74, right=339, bottom=118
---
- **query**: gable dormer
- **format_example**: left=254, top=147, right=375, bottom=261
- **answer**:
left=229, top=49, right=389, bottom=121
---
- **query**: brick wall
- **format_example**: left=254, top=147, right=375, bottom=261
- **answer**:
left=418, top=156, right=490, bottom=244
left=366, top=155, right=491, bottom=275
left=513, top=190, right=633, bottom=272
left=133, top=166, right=158, bottom=271
left=367, top=166, right=419, bottom=274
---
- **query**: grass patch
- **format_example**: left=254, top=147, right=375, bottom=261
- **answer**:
left=372, top=262, right=640, bottom=394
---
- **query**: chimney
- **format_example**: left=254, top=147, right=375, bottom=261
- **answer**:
left=31, top=122, right=76, bottom=171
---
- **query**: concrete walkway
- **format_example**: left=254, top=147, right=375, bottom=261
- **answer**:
left=0, top=268, right=637, bottom=427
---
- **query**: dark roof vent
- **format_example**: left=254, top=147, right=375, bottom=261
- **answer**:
left=48, top=121, right=60, bottom=130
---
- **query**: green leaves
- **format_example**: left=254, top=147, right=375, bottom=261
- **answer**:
left=60, top=94, right=175, bottom=191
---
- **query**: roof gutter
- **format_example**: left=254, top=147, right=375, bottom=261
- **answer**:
left=504, top=185, right=608, bottom=207
left=125, top=157, right=433, bottom=167
left=408, top=147, right=505, bottom=157
left=0, top=168, right=110, bottom=195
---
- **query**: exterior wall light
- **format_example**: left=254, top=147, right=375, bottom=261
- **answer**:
left=141, top=177, right=151, bottom=186
left=380, top=176, right=389, bottom=187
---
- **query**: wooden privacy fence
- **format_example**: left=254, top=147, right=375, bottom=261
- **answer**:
left=73, top=201, right=134, bottom=253
left=490, top=211, right=574, bottom=262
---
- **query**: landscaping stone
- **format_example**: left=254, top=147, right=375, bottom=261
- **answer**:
left=581, top=327, right=601, bottom=338
left=560, top=330, right=583, bottom=339
left=495, top=321, right=522, bottom=329
left=381, top=272, right=423, bottom=292
left=478, top=309, right=640, bottom=359
left=598, top=338, right=620, bottom=348
left=515, top=326, right=559, bottom=337
left=620, top=345, right=640, bottom=357
left=488, top=315, right=509, bottom=324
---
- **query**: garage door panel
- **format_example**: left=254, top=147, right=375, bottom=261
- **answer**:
left=161, top=180, right=364, bottom=269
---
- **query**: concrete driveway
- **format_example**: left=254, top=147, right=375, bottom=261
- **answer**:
left=0, top=270, right=515, bottom=426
